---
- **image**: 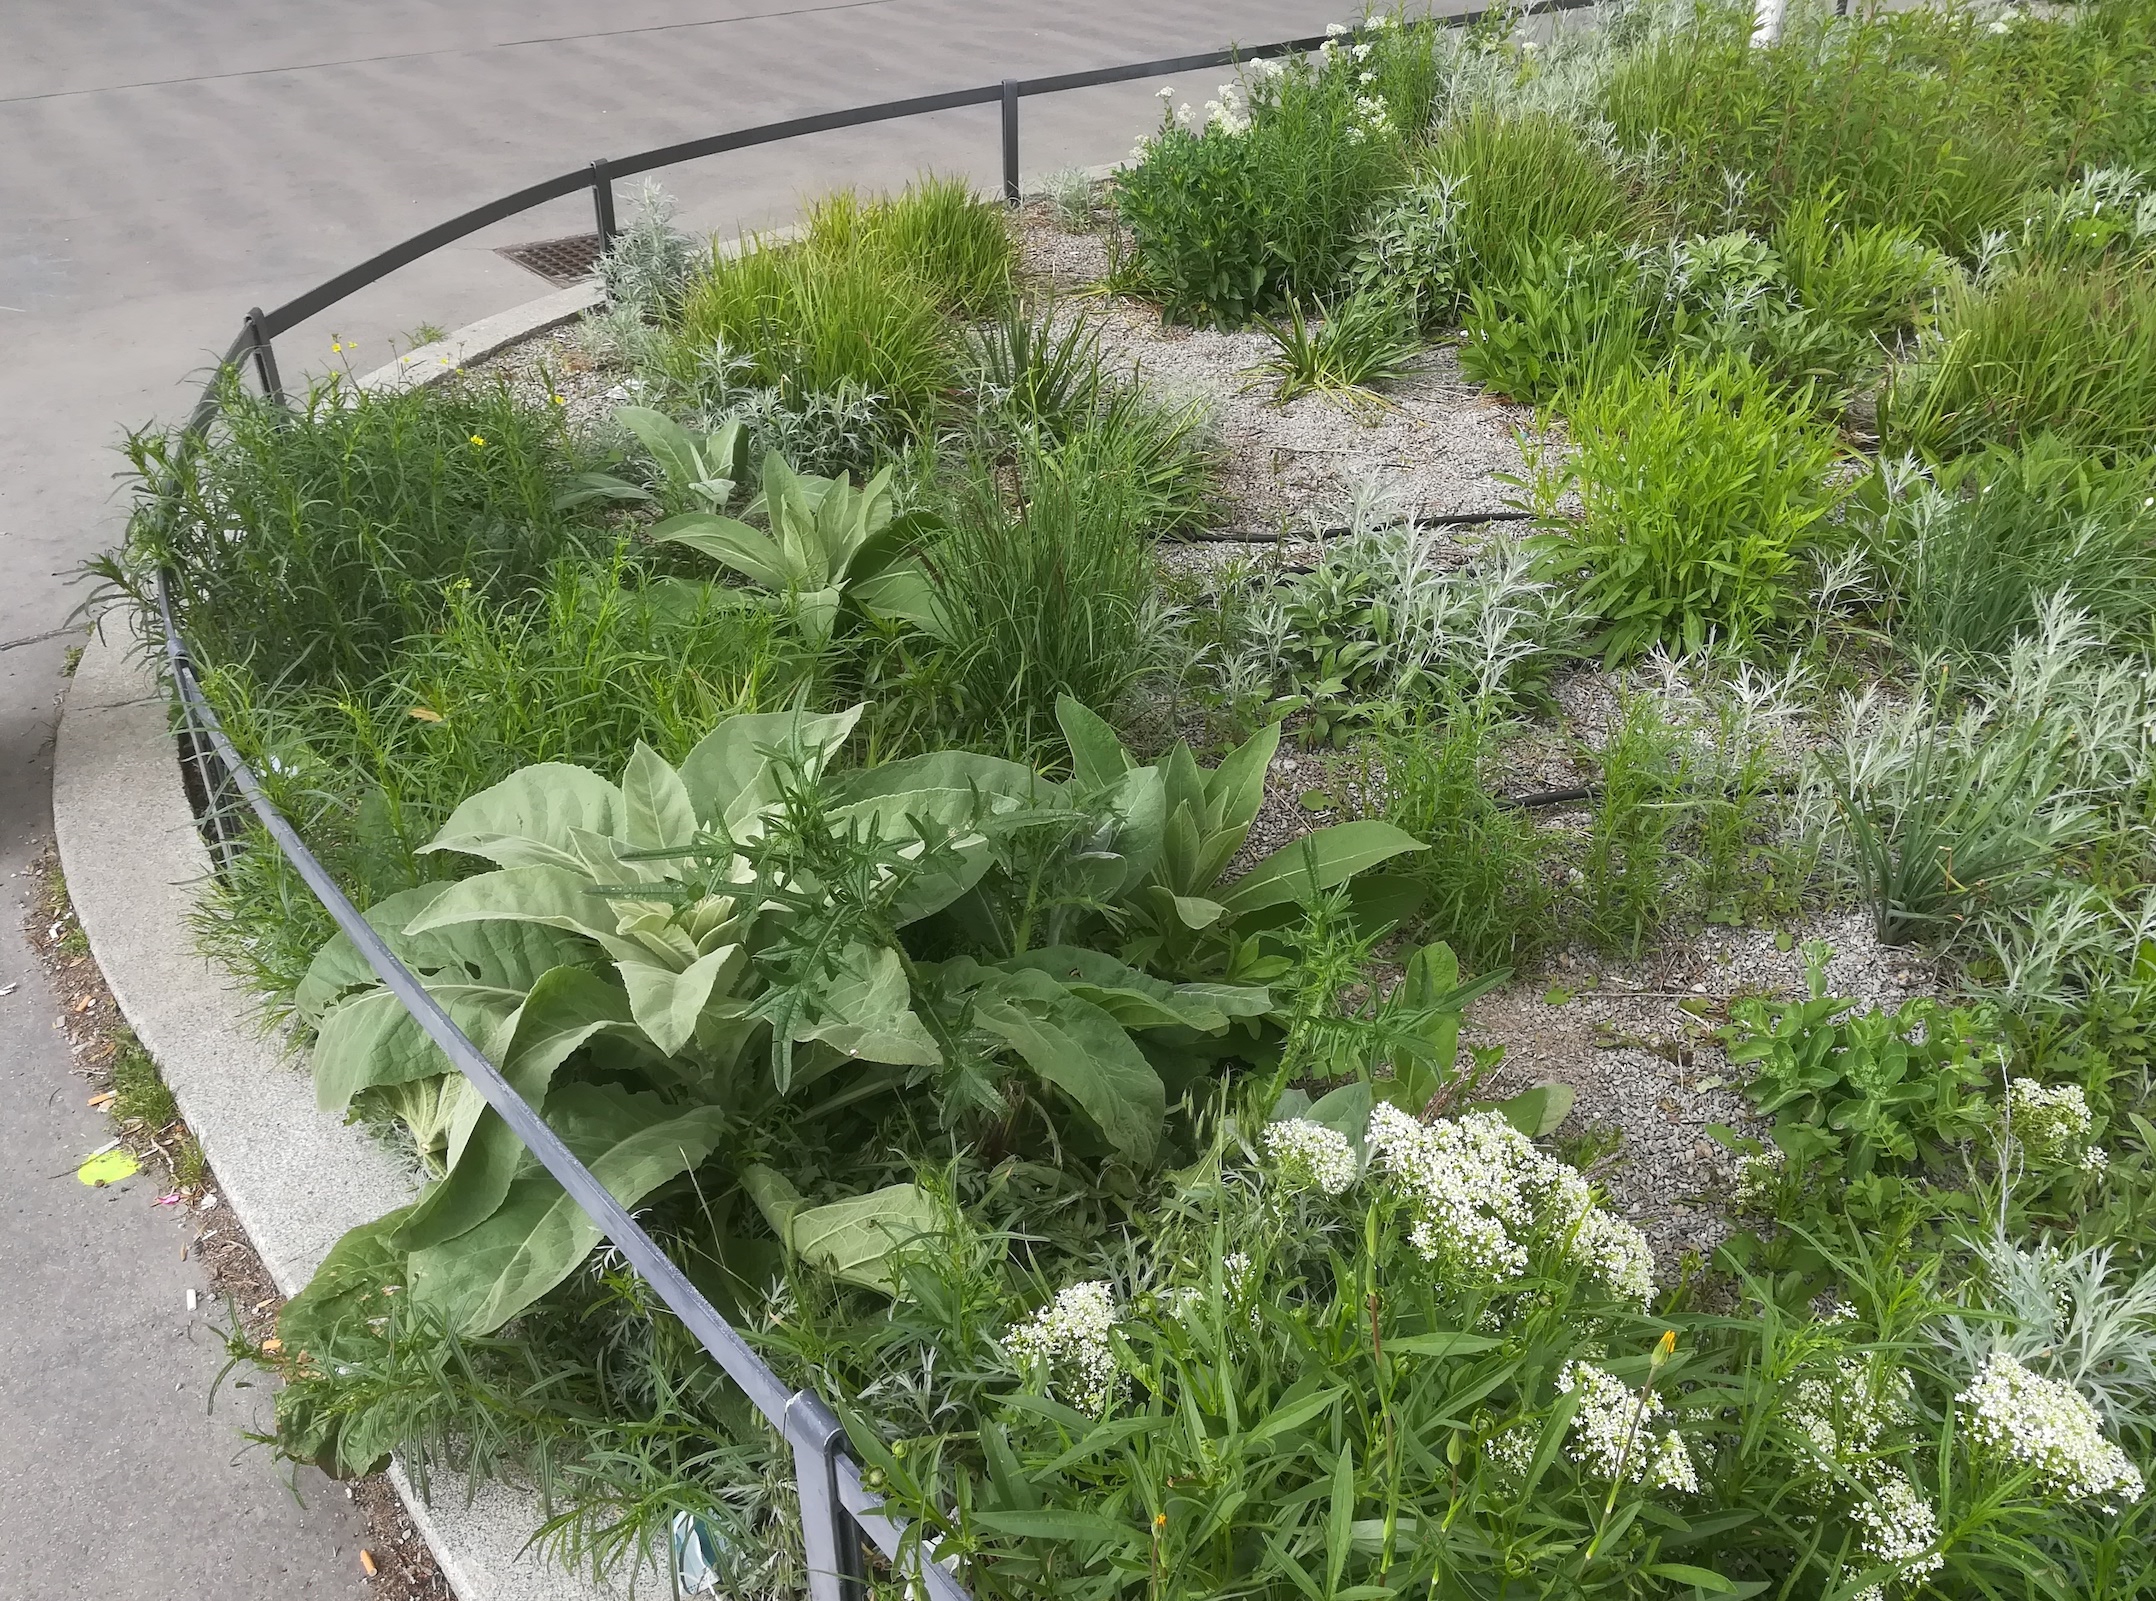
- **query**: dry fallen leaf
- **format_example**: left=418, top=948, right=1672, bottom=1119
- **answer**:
left=261, top=1337, right=283, bottom=1354
left=359, top=1550, right=378, bottom=1576
left=407, top=706, right=443, bottom=723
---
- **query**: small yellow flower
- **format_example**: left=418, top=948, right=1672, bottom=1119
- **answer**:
left=550, top=393, right=567, bottom=406
left=1651, top=1329, right=1678, bottom=1370
left=1153, top=1513, right=1167, bottom=1530
left=468, top=434, right=486, bottom=448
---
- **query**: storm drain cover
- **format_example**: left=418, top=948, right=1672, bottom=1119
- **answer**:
left=496, top=232, right=604, bottom=286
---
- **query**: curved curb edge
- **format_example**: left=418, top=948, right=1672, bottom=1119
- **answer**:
left=56, top=279, right=639, bottom=1601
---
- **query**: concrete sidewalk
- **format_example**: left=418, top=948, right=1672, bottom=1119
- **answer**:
left=0, top=2, right=1370, bottom=1594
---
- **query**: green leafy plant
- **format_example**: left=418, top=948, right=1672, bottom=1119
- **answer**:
left=1861, top=435, right=2156, bottom=661
left=111, top=372, right=603, bottom=686
left=560, top=405, right=747, bottom=515
left=1251, top=289, right=1422, bottom=411
left=911, top=442, right=1165, bottom=758
left=284, top=706, right=1280, bottom=1354
left=1056, top=697, right=1425, bottom=979
left=651, top=449, right=944, bottom=647
left=968, top=301, right=1222, bottom=535
left=1527, top=356, right=1849, bottom=659
left=1457, top=235, right=1654, bottom=405
left=1725, top=951, right=2002, bottom=1182
left=1824, top=603, right=2144, bottom=948
left=675, top=228, right=956, bottom=434
left=1420, top=105, right=1645, bottom=315
left=1355, top=710, right=1553, bottom=974
left=1111, top=36, right=1415, bottom=326
left=804, top=176, right=1015, bottom=318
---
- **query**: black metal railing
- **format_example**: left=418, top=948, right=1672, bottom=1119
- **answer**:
left=144, top=4, right=1603, bottom=1597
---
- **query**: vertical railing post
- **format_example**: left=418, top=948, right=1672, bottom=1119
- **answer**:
left=242, top=307, right=284, bottom=405
left=590, top=158, right=618, bottom=249
left=786, top=1391, right=867, bottom=1601
left=1000, top=79, right=1021, bottom=206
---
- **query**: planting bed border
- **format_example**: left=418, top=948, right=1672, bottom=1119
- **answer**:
left=55, top=281, right=661, bottom=1601
left=70, top=7, right=1618, bottom=1595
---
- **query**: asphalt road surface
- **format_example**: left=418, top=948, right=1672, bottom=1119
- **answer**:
left=0, top=3, right=1390, bottom=1596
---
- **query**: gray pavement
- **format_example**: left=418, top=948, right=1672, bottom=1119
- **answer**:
left=0, top=2, right=1369, bottom=1595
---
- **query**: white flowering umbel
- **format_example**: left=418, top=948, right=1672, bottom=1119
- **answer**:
left=1849, top=1468, right=1945, bottom=1598
left=1007, top=1281, right=1122, bottom=1415
left=1958, top=1352, right=2145, bottom=1511
left=1366, top=1103, right=1656, bottom=1305
left=1788, top=1357, right=1914, bottom=1470
left=2005, top=1078, right=2094, bottom=1163
left=1555, top=1361, right=1697, bottom=1492
left=1263, top=1118, right=1359, bottom=1196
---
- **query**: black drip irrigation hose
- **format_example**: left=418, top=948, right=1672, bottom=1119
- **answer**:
left=1179, top=510, right=1539, bottom=545
left=1497, top=777, right=1801, bottom=813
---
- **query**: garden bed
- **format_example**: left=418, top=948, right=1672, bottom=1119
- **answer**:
left=96, top=1, right=2156, bottom=1596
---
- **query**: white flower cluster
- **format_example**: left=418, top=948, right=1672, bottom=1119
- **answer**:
left=1484, top=1422, right=1536, bottom=1481
left=1958, top=1352, right=2145, bottom=1511
left=1849, top=1470, right=1945, bottom=1597
left=1263, top=1118, right=1359, bottom=1195
left=1204, top=81, right=1250, bottom=136
left=1788, top=1356, right=1913, bottom=1468
left=1006, top=1281, right=1121, bottom=1414
left=1784, top=1355, right=1940, bottom=1597
left=2006, top=1078, right=2094, bottom=1163
left=1555, top=1361, right=1697, bottom=1492
left=1732, top=1143, right=1785, bottom=1212
left=1343, top=93, right=1393, bottom=145
left=1366, top=1103, right=1656, bottom=1304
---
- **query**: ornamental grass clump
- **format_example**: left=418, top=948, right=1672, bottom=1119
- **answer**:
left=117, top=371, right=604, bottom=687
left=1861, top=435, right=2156, bottom=662
left=1883, top=260, right=2156, bottom=460
left=1527, top=356, right=1848, bottom=660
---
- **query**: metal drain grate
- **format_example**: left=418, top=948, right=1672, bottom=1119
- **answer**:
left=496, top=232, right=604, bottom=286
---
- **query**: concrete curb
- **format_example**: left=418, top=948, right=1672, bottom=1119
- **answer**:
left=356, top=281, right=605, bottom=392
left=54, top=616, right=628, bottom=1601
left=55, top=176, right=1101, bottom=1595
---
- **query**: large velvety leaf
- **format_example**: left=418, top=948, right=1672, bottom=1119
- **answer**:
left=423, top=764, right=624, bottom=870
left=1215, top=822, right=1428, bottom=917
left=652, top=513, right=794, bottom=590
left=620, top=742, right=697, bottom=852
left=408, top=1084, right=728, bottom=1334
left=295, top=884, right=591, bottom=1026
left=1003, top=948, right=1266, bottom=1034
left=830, top=752, right=1049, bottom=808
left=404, top=865, right=625, bottom=954
left=743, top=1164, right=942, bottom=1294
left=677, top=706, right=864, bottom=830
left=1056, top=696, right=1134, bottom=794
left=850, top=563, right=951, bottom=641
left=277, top=1204, right=416, bottom=1361
left=791, top=945, right=941, bottom=1067
left=1204, top=721, right=1282, bottom=840
left=972, top=968, right=1165, bottom=1162
left=618, top=943, right=745, bottom=1058
left=615, top=406, right=714, bottom=501
left=311, top=984, right=523, bottom=1113
left=399, top=967, right=644, bottom=1252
